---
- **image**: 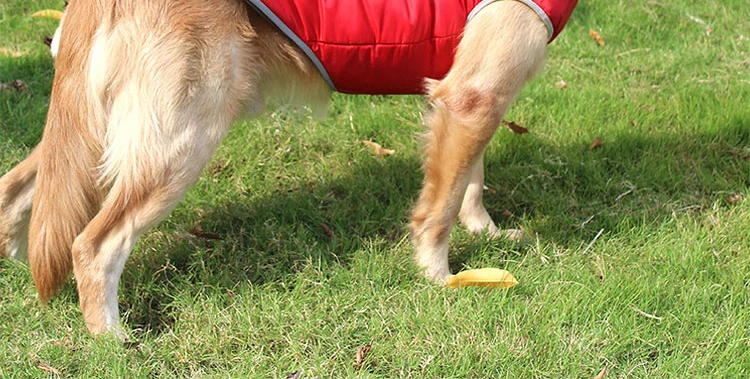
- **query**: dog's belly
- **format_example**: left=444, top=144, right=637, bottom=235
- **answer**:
left=247, top=0, right=577, bottom=95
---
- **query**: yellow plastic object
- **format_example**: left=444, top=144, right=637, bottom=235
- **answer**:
left=445, top=268, right=518, bottom=289
left=30, top=10, right=64, bottom=20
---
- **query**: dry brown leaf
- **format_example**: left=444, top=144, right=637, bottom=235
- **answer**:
left=589, top=137, right=603, bottom=150
left=51, top=338, right=74, bottom=350
left=362, top=140, right=394, bottom=156
left=354, top=344, right=372, bottom=370
left=592, top=367, right=607, bottom=379
left=188, top=221, right=223, bottom=240
left=589, top=30, right=606, bottom=46
left=11, top=79, right=27, bottom=91
left=503, top=120, right=528, bottom=135
left=726, top=194, right=743, bottom=205
left=725, top=150, right=750, bottom=160
left=30, top=353, right=61, bottom=376
left=555, top=80, right=568, bottom=89
left=501, top=210, right=514, bottom=218
left=1, top=80, right=28, bottom=92
left=319, top=222, right=334, bottom=239
left=0, top=48, right=25, bottom=58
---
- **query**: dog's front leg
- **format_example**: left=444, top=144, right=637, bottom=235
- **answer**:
left=457, top=152, right=498, bottom=235
left=410, top=0, right=548, bottom=283
left=458, top=153, right=526, bottom=241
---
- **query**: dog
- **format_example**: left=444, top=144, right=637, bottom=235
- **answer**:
left=0, top=0, right=575, bottom=336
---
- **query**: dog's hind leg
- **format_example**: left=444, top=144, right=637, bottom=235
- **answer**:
left=410, top=0, right=548, bottom=283
left=0, top=148, right=38, bottom=260
left=66, top=0, right=260, bottom=335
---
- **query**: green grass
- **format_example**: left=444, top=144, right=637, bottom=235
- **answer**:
left=2, top=0, right=749, bottom=377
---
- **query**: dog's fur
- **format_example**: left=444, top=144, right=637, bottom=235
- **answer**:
left=0, top=0, right=548, bottom=335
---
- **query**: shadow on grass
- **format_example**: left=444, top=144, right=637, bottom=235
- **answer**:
left=116, top=112, right=747, bottom=334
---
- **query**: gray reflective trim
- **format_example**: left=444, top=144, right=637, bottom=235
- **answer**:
left=466, top=0, right=499, bottom=22
left=466, top=0, right=554, bottom=42
left=244, top=0, right=337, bottom=91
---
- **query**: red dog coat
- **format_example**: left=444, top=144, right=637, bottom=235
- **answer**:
left=246, top=0, right=577, bottom=94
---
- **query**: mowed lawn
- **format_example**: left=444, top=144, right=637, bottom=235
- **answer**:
left=1, top=0, right=748, bottom=377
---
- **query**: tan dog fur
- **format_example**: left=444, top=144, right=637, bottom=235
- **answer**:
left=0, top=0, right=548, bottom=335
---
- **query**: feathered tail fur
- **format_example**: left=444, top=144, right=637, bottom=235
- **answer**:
left=27, top=1, right=106, bottom=301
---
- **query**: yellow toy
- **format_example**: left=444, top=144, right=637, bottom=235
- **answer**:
left=30, top=10, right=64, bottom=20
left=445, top=268, right=518, bottom=289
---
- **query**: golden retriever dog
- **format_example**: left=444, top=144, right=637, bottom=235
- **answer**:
left=0, top=0, right=562, bottom=335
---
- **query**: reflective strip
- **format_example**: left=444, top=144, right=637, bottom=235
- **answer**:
left=467, top=0, right=554, bottom=41
left=244, top=0, right=337, bottom=91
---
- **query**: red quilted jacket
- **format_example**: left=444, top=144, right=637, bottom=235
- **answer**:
left=247, top=0, right=577, bottom=94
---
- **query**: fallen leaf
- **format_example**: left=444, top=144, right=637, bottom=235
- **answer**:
left=555, top=80, right=568, bottom=89
left=51, top=338, right=75, bottom=350
left=319, top=222, right=334, bottom=239
left=593, top=254, right=605, bottom=283
left=188, top=221, right=223, bottom=240
left=354, top=344, right=372, bottom=371
left=0, top=48, right=25, bottom=58
left=589, top=30, right=606, bottom=46
left=503, top=120, right=528, bottom=135
left=11, top=79, right=27, bottom=91
left=592, top=367, right=607, bottom=379
left=0, top=80, right=28, bottom=92
left=362, top=140, right=394, bottom=156
left=726, top=194, right=743, bottom=205
left=30, top=9, right=64, bottom=20
left=725, top=150, right=750, bottom=160
left=501, top=210, right=514, bottom=218
left=589, top=137, right=603, bottom=150
left=29, top=353, right=61, bottom=376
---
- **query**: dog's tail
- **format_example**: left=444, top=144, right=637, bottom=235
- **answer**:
left=28, top=1, right=105, bottom=301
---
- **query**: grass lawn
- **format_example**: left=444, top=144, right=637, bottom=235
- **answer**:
left=1, top=0, right=748, bottom=377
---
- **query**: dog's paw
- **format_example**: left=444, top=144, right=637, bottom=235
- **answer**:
left=426, top=269, right=452, bottom=286
left=91, top=323, right=129, bottom=341
left=416, top=256, right=451, bottom=285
